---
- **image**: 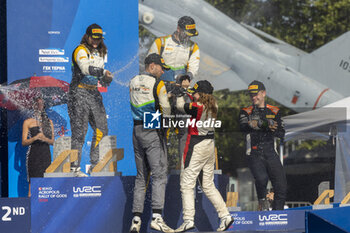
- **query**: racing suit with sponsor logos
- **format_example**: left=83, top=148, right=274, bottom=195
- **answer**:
left=68, top=44, right=109, bottom=169
left=176, top=97, right=230, bottom=221
left=239, top=104, right=287, bottom=210
left=148, top=34, right=200, bottom=82
left=177, top=93, right=193, bottom=165
left=149, top=34, right=200, bottom=162
left=129, top=72, right=171, bottom=214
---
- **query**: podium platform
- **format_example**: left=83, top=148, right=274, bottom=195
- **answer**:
left=228, top=209, right=305, bottom=232
left=0, top=197, right=30, bottom=233
left=30, top=174, right=227, bottom=233
left=306, top=205, right=350, bottom=233
left=2, top=175, right=350, bottom=232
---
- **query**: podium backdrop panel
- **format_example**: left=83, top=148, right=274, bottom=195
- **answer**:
left=7, top=0, right=139, bottom=197
left=31, top=176, right=134, bottom=233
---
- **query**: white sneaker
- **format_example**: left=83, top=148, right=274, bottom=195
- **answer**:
left=129, top=217, right=141, bottom=233
left=175, top=220, right=195, bottom=232
left=71, top=167, right=88, bottom=177
left=217, top=215, right=234, bottom=232
left=150, top=216, right=174, bottom=233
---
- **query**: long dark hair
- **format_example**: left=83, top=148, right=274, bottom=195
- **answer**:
left=41, top=111, right=52, bottom=139
left=198, top=93, right=218, bottom=119
left=80, top=34, right=107, bottom=57
left=33, top=97, right=52, bottom=139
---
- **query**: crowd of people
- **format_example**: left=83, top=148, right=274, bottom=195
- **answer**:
left=21, top=17, right=287, bottom=233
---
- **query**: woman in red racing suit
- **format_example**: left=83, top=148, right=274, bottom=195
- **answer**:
left=174, top=80, right=234, bottom=232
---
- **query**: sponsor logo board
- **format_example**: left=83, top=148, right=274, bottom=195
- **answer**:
left=42, top=65, right=66, bottom=72
left=39, top=49, right=64, bottom=55
left=258, top=213, right=288, bottom=226
left=39, top=57, right=69, bottom=63
left=73, top=186, right=102, bottom=198
left=37, top=186, right=68, bottom=201
left=48, top=31, right=60, bottom=35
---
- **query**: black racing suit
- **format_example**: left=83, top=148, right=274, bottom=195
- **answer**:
left=68, top=44, right=109, bottom=170
left=239, top=104, right=287, bottom=210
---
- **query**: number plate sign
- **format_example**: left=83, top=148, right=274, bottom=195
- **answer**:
left=0, top=198, right=30, bottom=233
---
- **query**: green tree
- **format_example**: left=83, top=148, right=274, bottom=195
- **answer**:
left=205, top=0, right=350, bottom=52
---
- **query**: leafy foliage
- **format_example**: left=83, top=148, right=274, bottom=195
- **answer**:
left=205, top=0, right=350, bottom=52
left=296, top=139, right=327, bottom=150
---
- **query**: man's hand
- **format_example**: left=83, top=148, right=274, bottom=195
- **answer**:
left=249, top=120, right=259, bottom=129
left=105, top=70, right=113, bottom=78
left=181, top=79, right=190, bottom=89
left=169, top=84, right=186, bottom=97
left=268, top=120, right=278, bottom=132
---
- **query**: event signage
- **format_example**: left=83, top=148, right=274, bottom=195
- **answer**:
left=0, top=198, right=30, bottom=233
left=30, top=177, right=131, bottom=233
left=228, top=210, right=305, bottom=231
left=7, top=0, right=139, bottom=197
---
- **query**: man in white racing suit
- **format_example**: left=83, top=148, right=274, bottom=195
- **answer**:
left=129, top=53, right=173, bottom=233
left=147, top=16, right=200, bottom=83
left=148, top=16, right=200, bottom=167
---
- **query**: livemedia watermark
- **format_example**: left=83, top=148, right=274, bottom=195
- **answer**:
left=143, top=110, right=222, bottom=129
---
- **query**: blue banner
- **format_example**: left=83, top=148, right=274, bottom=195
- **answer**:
left=0, top=197, right=31, bottom=233
left=31, top=177, right=133, bottom=233
left=31, top=174, right=228, bottom=232
left=228, top=209, right=306, bottom=232
left=6, top=0, right=139, bottom=197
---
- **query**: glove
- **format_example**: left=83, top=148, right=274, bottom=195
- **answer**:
left=170, top=85, right=186, bottom=97
left=89, top=66, right=104, bottom=77
left=100, top=75, right=113, bottom=87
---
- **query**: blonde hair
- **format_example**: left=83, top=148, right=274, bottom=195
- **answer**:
left=198, top=93, right=217, bottom=119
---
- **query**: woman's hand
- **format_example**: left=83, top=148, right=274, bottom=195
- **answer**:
left=35, top=132, right=46, bottom=142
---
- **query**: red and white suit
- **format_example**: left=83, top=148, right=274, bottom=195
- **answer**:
left=176, top=97, right=229, bottom=221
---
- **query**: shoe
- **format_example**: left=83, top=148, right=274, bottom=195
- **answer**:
left=258, top=198, right=270, bottom=211
left=87, top=165, right=94, bottom=175
left=217, top=215, right=234, bottom=232
left=175, top=220, right=195, bottom=232
left=272, top=199, right=285, bottom=210
left=150, top=216, right=174, bottom=233
left=71, top=167, right=88, bottom=177
left=129, top=217, right=141, bottom=233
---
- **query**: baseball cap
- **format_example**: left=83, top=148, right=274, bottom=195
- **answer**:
left=248, top=80, right=265, bottom=94
left=178, top=16, right=199, bottom=37
left=144, top=53, right=170, bottom=70
left=86, top=23, right=104, bottom=39
left=188, top=80, right=214, bottom=94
